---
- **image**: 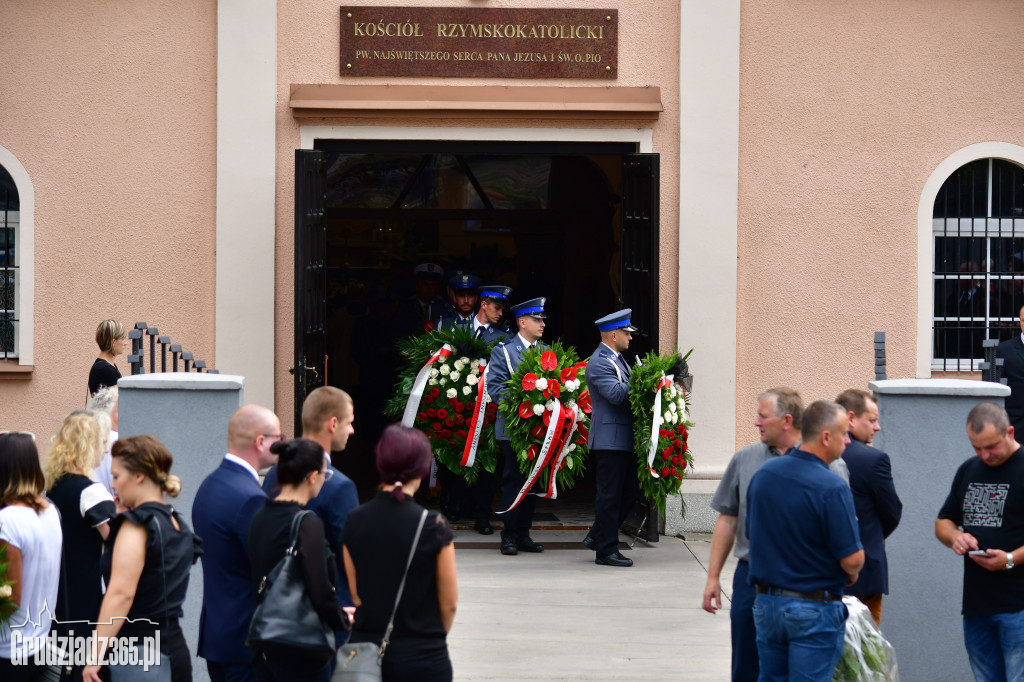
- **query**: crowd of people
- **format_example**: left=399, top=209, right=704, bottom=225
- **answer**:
left=5, top=296, right=1022, bottom=682
left=0, top=320, right=458, bottom=682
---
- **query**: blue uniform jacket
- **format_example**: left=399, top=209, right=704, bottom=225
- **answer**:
left=841, top=438, right=902, bottom=596
left=584, top=343, right=635, bottom=452
left=192, top=459, right=268, bottom=664
left=487, top=335, right=546, bottom=441
left=263, top=462, right=358, bottom=606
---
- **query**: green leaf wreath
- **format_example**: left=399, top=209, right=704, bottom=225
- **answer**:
left=497, top=341, right=591, bottom=495
left=385, top=325, right=502, bottom=484
left=629, top=348, right=695, bottom=515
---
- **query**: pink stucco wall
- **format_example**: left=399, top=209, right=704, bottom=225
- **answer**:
left=1, top=1, right=217, bottom=440
left=274, top=0, right=682, bottom=435
left=735, top=0, right=1024, bottom=445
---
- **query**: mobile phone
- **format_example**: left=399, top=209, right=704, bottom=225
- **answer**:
left=968, top=549, right=990, bottom=557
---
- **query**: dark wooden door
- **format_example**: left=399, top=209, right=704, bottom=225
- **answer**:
left=620, top=153, right=660, bottom=357
left=294, top=150, right=327, bottom=431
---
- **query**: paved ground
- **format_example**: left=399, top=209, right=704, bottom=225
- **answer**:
left=446, top=523, right=736, bottom=681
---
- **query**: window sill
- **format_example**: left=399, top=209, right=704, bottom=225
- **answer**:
left=0, top=361, right=33, bottom=379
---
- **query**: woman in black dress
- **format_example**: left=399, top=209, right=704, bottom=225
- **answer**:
left=341, top=425, right=458, bottom=682
left=44, top=410, right=115, bottom=682
left=87, top=319, right=127, bottom=398
left=247, top=438, right=348, bottom=682
left=82, top=435, right=201, bottom=682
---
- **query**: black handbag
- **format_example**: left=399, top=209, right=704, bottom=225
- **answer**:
left=333, top=509, right=428, bottom=682
left=247, top=510, right=337, bottom=663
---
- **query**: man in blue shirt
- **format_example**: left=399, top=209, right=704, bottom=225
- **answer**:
left=747, top=400, right=864, bottom=681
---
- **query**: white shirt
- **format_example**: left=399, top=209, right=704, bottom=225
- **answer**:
left=224, top=454, right=260, bottom=482
left=516, top=333, right=535, bottom=349
left=0, top=504, right=62, bottom=657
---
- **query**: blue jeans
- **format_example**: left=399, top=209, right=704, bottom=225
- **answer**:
left=964, top=610, right=1024, bottom=682
left=731, top=560, right=759, bottom=682
left=752, top=594, right=847, bottom=682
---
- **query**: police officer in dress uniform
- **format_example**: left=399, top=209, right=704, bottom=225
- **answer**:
left=464, top=285, right=514, bottom=534
left=472, top=285, right=514, bottom=345
left=433, top=272, right=480, bottom=331
left=396, top=262, right=445, bottom=336
left=487, top=297, right=549, bottom=556
left=583, top=309, right=641, bottom=567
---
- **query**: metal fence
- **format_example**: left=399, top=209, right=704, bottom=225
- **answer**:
left=127, top=322, right=217, bottom=375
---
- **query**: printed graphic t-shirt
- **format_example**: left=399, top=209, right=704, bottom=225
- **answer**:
left=939, top=450, right=1024, bottom=616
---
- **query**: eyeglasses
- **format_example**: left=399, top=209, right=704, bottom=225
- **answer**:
left=0, top=430, right=36, bottom=441
left=310, top=468, right=334, bottom=482
left=262, top=433, right=287, bottom=443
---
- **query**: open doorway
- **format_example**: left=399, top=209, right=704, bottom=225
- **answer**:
left=295, top=140, right=659, bottom=506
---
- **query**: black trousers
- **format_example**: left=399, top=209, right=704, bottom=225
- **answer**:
left=590, top=449, right=641, bottom=556
left=436, top=463, right=469, bottom=519
left=499, top=441, right=537, bottom=542
left=468, top=467, right=498, bottom=523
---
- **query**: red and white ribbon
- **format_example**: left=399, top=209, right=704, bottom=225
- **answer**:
left=540, top=405, right=578, bottom=500
left=460, top=361, right=489, bottom=467
left=646, top=374, right=674, bottom=477
left=499, top=400, right=564, bottom=513
left=401, top=344, right=453, bottom=428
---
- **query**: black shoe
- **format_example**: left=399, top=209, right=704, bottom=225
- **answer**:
left=475, top=519, right=494, bottom=535
left=500, top=538, right=518, bottom=555
left=595, top=552, right=633, bottom=567
left=582, top=535, right=596, bottom=550
left=517, top=537, right=545, bottom=553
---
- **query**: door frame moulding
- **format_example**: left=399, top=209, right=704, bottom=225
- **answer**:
left=298, top=126, right=653, bottom=153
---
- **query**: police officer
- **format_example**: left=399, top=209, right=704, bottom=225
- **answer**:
left=433, top=272, right=480, bottom=331
left=465, top=285, right=513, bottom=534
left=472, top=285, right=513, bottom=344
left=583, top=309, right=641, bottom=567
left=488, top=297, right=549, bottom=556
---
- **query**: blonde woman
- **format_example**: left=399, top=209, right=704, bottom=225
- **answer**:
left=88, top=319, right=128, bottom=397
left=82, top=435, right=201, bottom=682
left=45, top=410, right=116, bottom=682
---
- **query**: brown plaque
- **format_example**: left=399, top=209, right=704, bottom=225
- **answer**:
left=340, top=7, right=617, bottom=78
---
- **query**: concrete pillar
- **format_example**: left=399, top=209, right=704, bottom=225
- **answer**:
left=119, top=372, right=245, bottom=682
left=870, top=378, right=1009, bottom=682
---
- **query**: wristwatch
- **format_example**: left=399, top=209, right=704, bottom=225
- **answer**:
left=1007, top=551, right=1015, bottom=571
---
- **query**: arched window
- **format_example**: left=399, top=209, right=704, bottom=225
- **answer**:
left=0, top=163, right=18, bottom=358
left=933, top=158, right=1024, bottom=370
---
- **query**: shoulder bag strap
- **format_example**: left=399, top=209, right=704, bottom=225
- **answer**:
left=288, top=509, right=311, bottom=554
left=378, top=508, right=428, bottom=658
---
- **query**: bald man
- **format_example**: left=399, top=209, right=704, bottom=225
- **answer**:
left=193, top=404, right=281, bottom=682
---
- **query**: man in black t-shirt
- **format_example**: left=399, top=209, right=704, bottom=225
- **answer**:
left=937, top=402, right=1024, bottom=681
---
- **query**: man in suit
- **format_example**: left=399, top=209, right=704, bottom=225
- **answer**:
left=997, top=305, right=1024, bottom=441
left=434, top=271, right=480, bottom=331
left=396, top=262, right=445, bottom=335
left=488, top=297, right=549, bottom=556
left=836, top=388, right=903, bottom=626
left=583, top=309, right=640, bottom=567
left=192, top=404, right=281, bottom=682
left=262, top=386, right=358, bottom=607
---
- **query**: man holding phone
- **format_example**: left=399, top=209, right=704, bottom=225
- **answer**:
left=936, top=402, right=1024, bottom=681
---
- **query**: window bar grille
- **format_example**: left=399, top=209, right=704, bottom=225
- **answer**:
left=0, top=187, right=16, bottom=360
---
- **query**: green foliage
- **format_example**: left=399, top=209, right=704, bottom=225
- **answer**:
left=498, top=340, right=591, bottom=494
left=628, top=348, right=695, bottom=516
left=0, top=540, right=15, bottom=631
left=386, top=325, right=501, bottom=483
